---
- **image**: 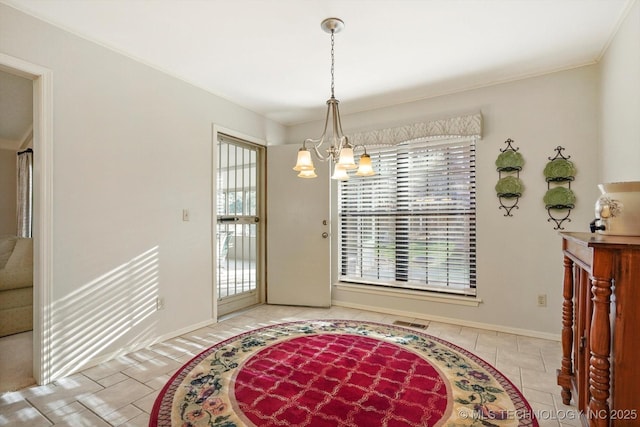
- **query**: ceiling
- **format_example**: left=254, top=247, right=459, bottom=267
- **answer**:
left=1, top=0, right=634, bottom=128
left=0, top=69, right=32, bottom=150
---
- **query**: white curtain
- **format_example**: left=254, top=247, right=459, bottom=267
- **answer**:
left=17, top=149, right=33, bottom=238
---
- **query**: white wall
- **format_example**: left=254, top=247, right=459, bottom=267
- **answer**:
left=288, top=65, right=601, bottom=337
left=0, top=149, right=17, bottom=235
left=599, top=0, right=640, bottom=183
left=2, top=0, right=633, bottom=380
left=0, top=4, right=285, bottom=381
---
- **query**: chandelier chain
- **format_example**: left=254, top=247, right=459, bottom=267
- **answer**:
left=330, top=30, right=335, bottom=99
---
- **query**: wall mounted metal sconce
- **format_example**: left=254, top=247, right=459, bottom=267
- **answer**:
left=495, top=138, right=524, bottom=216
left=543, top=146, right=576, bottom=230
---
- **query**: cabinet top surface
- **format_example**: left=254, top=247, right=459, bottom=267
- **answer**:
left=560, top=231, right=640, bottom=247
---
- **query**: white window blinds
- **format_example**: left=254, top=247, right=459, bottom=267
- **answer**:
left=338, top=135, right=477, bottom=296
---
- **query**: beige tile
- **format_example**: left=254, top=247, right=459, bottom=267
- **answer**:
left=121, top=355, right=182, bottom=384
left=517, top=335, right=560, bottom=354
left=425, top=321, right=462, bottom=337
left=439, top=331, right=477, bottom=352
left=81, top=356, right=137, bottom=382
left=477, top=331, right=518, bottom=349
left=499, top=368, right=523, bottom=391
left=521, top=367, right=560, bottom=394
left=47, top=401, right=111, bottom=426
left=77, top=377, right=153, bottom=418
left=96, top=372, right=128, bottom=388
left=149, top=336, right=204, bottom=360
left=133, top=389, right=160, bottom=413
left=552, top=394, right=583, bottom=427
left=126, top=348, right=162, bottom=363
left=101, top=403, right=145, bottom=425
left=26, top=374, right=103, bottom=414
left=144, top=373, right=172, bottom=391
left=541, top=348, right=563, bottom=373
left=120, top=411, right=151, bottom=427
left=529, top=401, right=561, bottom=427
left=0, top=399, right=52, bottom=426
left=497, top=349, right=546, bottom=371
left=460, top=325, right=496, bottom=337
left=522, top=387, right=555, bottom=406
left=472, top=343, right=497, bottom=365
left=0, top=304, right=564, bottom=426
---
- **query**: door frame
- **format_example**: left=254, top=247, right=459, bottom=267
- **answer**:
left=0, top=53, right=54, bottom=385
left=211, top=125, right=266, bottom=320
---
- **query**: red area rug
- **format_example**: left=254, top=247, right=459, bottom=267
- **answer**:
left=150, top=320, right=539, bottom=427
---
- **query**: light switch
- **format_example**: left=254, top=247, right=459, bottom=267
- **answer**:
left=182, top=209, right=190, bottom=221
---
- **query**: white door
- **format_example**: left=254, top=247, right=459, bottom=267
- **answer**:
left=266, top=144, right=331, bottom=306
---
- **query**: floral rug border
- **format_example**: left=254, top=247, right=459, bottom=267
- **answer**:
left=150, top=320, right=539, bottom=427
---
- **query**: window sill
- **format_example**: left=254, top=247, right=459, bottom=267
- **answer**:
left=333, top=282, right=482, bottom=307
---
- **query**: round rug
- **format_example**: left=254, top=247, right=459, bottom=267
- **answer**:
left=150, top=320, right=539, bottom=427
left=233, top=334, right=449, bottom=426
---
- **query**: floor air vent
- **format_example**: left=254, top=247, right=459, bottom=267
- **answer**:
left=393, top=320, right=427, bottom=329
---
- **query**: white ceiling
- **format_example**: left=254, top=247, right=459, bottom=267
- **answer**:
left=1, top=0, right=634, bottom=127
left=0, top=69, right=32, bottom=149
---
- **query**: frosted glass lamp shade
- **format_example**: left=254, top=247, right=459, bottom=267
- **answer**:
left=337, top=147, right=357, bottom=170
left=298, top=169, right=318, bottom=178
left=293, top=148, right=315, bottom=171
left=355, top=154, right=375, bottom=176
left=331, top=164, right=349, bottom=180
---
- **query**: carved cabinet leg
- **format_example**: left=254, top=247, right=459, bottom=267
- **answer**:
left=589, top=276, right=612, bottom=427
left=558, top=256, right=574, bottom=405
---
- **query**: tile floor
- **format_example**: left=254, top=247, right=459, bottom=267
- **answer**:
left=0, top=304, right=581, bottom=426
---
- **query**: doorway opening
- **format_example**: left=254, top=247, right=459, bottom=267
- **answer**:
left=0, top=53, right=53, bottom=386
left=215, top=133, right=265, bottom=317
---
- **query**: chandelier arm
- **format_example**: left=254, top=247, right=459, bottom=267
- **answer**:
left=295, top=18, right=375, bottom=176
left=311, top=143, right=331, bottom=162
left=333, top=102, right=349, bottom=151
left=351, top=144, right=367, bottom=154
left=331, top=102, right=344, bottom=154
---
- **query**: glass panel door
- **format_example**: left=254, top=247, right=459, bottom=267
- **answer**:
left=216, top=134, right=263, bottom=316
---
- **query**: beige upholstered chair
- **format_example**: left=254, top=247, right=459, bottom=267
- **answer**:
left=0, top=236, right=33, bottom=337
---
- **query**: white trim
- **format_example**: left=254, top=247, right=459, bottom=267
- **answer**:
left=334, top=282, right=481, bottom=307
left=0, top=53, right=54, bottom=385
left=596, top=0, right=638, bottom=61
left=19, top=124, right=34, bottom=150
left=213, top=125, right=267, bottom=147
left=332, top=299, right=560, bottom=341
left=211, top=125, right=267, bottom=321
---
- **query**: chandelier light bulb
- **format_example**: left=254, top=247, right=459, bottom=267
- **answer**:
left=298, top=169, right=318, bottom=178
left=331, top=164, right=349, bottom=180
left=355, top=153, right=375, bottom=176
left=293, top=148, right=315, bottom=171
left=337, top=146, right=357, bottom=170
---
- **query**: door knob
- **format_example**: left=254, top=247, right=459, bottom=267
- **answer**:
left=322, top=232, right=329, bottom=238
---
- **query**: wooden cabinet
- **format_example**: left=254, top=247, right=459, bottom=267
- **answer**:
left=558, top=232, right=640, bottom=427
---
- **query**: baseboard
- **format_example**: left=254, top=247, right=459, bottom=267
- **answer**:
left=332, top=300, right=561, bottom=341
left=73, top=318, right=216, bottom=377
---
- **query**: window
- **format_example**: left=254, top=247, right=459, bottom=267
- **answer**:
left=338, top=136, right=476, bottom=296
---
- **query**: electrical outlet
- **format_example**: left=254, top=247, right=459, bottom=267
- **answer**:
left=537, top=294, right=547, bottom=307
left=182, top=209, right=190, bottom=221
left=156, top=296, right=165, bottom=310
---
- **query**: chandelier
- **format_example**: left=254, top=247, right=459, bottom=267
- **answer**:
left=293, top=18, right=375, bottom=180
